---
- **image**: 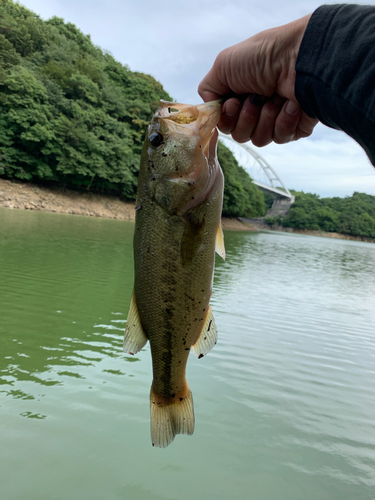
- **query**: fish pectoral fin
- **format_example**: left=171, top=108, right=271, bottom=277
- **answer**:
left=215, top=221, right=225, bottom=260
left=150, top=382, right=194, bottom=448
left=123, top=290, right=148, bottom=355
left=192, top=306, right=218, bottom=358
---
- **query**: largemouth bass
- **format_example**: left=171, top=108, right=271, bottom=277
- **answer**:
left=124, top=99, right=225, bottom=448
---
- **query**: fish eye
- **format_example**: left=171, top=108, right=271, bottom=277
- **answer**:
left=149, top=132, right=164, bottom=148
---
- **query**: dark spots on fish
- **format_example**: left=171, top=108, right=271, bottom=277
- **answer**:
left=185, top=348, right=190, bottom=351
left=198, top=354, right=204, bottom=359
left=202, top=290, right=204, bottom=292
left=199, top=144, right=202, bottom=148
left=164, top=275, right=177, bottom=287
left=175, top=166, right=179, bottom=171
left=152, top=401, right=155, bottom=404
left=203, top=308, right=206, bottom=311
left=183, top=340, right=186, bottom=345
left=150, top=176, right=156, bottom=181
left=208, top=320, right=212, bottom=331
left=191, top=197, right=195, bottom=200
left=161, top=152, right=167, bottom=157
left=171, top=393, right=175, bottom=398
left=147, top=246, right=150, bottom=253
left=180, top=397, right=183, bottom=401
left=178, top=360, right=181, bottom=364
left=168, top=107, right=171, bottom=113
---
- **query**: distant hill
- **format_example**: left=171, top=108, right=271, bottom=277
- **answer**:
left=266, top=191, right=375, bottom=239
left=0, top=0, right=264, bottom=218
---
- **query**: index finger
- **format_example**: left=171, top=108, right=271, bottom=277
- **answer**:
left=198, top=88, right=220, bottom=103
left=198, top=62, right=231, bottom=103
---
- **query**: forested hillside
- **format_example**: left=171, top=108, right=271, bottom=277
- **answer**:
left=0, top=0, right=265, bottom=217
left=266, top=191, right=375, bottom=238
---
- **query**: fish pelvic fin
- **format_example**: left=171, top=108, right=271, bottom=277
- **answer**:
left=150, top=382, right=194, bottom=448
left=215, top=221, right=225, bottom=260
left=123, top=289, right=148, bottom=355
left=192, top=305, right=218, bottom=359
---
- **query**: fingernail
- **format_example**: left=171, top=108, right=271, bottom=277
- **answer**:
left=224, top=100, right=240, bottom=117
left=285, top=100, right=300, bottom=115
left=251, top=94, right=267, bottom=107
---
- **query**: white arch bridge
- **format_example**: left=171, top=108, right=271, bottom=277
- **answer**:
left=218, top=132, right=295, bottom=217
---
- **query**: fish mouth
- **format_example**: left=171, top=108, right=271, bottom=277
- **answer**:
left=155, top=99, right=222, bottom=146
left=147, top=100, right=223, bottom=215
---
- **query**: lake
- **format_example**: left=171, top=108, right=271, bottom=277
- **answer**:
left=1, top=207, right=374, bottom=500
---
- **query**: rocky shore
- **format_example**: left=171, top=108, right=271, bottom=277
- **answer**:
left=0, top=178, right=255, bottom=231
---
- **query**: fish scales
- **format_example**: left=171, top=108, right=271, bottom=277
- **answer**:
left=124, top=100, right=225, bottom=447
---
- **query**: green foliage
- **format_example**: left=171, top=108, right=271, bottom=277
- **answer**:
left=0, top=0, right=264, bottom=216
left=282, top=191, right=375, bottom=238
left=263, top=191, right=274, bottom=212
left=265, top=215, right=282, bottom=226
left=0, top=0, right=170, bottom=199
left=217, top=141, right=264, bottom=218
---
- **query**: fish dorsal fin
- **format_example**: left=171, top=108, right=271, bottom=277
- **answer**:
left=123, top=290, right=148, bottom=355
left=192, top=306, right=218, bottom=359
left=215, top=221, right=225, bottom=260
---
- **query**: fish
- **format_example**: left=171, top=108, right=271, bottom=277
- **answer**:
left=123, top=99, right=225, bottom=448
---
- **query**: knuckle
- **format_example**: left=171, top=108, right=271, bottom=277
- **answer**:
left=261, top=103, right=279, bottom=121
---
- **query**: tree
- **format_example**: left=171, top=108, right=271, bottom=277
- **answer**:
left=217, top=141, right=264, bottom=218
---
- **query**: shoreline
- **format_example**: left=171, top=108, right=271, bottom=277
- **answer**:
left=245, top=220, right=375, bottom=244
left=0, top=178, right=255, bottom=231
left=1, top=178, right=373, bottom=241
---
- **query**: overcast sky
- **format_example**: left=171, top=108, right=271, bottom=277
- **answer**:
left=19, top=0, right=375, bottom=198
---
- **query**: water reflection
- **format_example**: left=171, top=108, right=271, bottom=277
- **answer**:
left=1, top=209, right=375, bottom=500
left=0, top=209, right=142, bottom=410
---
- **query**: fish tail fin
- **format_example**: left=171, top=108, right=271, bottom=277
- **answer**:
left=150, top=381, right=194, bottom=448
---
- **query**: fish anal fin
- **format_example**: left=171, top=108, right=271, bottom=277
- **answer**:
left=123, top=290, right=148, bottom=355
left=215, top=221, right=225, bottom=260
left=150, top=382, right=194, bottom=448
left=192, top=305, right=218, bottom=358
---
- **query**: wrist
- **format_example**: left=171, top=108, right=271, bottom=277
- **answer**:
left=273, top=14, right=312, bottom=100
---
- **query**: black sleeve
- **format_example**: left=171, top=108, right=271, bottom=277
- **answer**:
left=295, top=4, right=375, bottom=166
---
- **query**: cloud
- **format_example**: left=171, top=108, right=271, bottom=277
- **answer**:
left=18, top=0, right=375, bottom=197
left=249, top=127, right=375, bottom=197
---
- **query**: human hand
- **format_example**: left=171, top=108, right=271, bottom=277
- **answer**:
left=198, top=14, right=318, bottom=147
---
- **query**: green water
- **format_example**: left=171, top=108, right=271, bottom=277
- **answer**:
left=1, top=208, right=375, bottom=500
